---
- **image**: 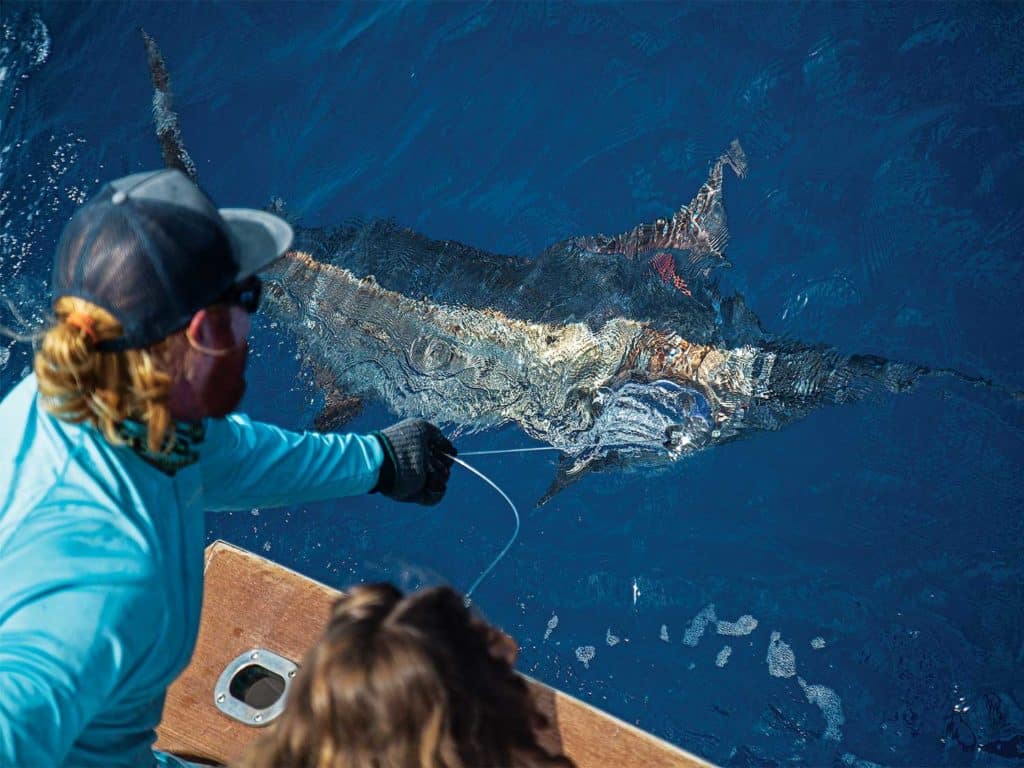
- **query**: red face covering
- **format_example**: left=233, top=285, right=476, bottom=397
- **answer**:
left=167, top=305, right=251, bottom=422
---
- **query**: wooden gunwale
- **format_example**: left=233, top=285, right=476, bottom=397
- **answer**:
left=155, top=541, right=713, bottom=768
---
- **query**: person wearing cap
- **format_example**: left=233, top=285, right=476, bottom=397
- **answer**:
left=0, top=169, right=456, bottom=768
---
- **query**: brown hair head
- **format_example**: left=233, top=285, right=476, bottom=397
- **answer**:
left=241, top=584, right=574, bottom=768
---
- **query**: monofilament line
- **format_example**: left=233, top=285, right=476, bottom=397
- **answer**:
left=457, top=446, right=563, bottom=456
left=458, top=440, right=669, bottom=457
left=447, top=454, right=520, bottom=605
left=449, top=440, right=672, bottom=603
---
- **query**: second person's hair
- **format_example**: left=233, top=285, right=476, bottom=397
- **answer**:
left=240, top=583, right=574, bottom=768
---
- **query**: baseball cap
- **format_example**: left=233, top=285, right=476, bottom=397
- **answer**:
left=52, top=169, right=293, bottom=351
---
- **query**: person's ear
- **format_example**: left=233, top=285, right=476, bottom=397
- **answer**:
left=187, top=308, right=211, bottom=342
left=185, top=307, right=232, bottom=357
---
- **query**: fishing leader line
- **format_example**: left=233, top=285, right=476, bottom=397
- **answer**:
left=448, top=440, right=670, bottom=602
left=458, top=440, right=668, bottom=457
left=446, top=454, right=520, bottom=604
left=457, top=446, right=563, bottom=456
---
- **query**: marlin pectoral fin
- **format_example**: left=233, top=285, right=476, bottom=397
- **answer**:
left=536, top=453, right=600, bottom=507
left=314, top=390, right=364, bottom=432
left=300, top=356, right=364, bottom=431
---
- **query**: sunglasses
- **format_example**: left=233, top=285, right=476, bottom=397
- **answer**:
left=220, top=275, right=263, bottom=314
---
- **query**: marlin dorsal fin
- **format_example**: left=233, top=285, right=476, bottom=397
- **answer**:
left=574, top=140, right=747, bottom=264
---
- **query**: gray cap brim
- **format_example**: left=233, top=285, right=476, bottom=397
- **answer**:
left=219, top=208, right=294, bottom=279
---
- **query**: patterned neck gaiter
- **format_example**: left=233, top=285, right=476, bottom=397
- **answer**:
left=115, top=419, right=206, bottom=476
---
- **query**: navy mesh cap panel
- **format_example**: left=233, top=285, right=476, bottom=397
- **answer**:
left=53, top=182, right=239, bottom=350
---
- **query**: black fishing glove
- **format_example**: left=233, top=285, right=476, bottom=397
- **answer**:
left=371, top=419, right=457, bottom=505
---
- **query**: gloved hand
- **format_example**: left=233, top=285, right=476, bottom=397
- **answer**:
left=371, top=419, right=456, bottom=505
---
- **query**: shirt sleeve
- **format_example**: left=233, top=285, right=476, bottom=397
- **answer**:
left=0, top=508, right=158, bottom=767
left=199, top=414, right=385, bottom=512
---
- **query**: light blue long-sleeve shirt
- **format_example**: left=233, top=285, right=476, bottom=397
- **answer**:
left=0, top=374, right=384, bottom=767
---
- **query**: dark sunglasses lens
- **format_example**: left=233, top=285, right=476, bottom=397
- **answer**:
left=241, top=280, right=262, bottom=312
left=227, top=277, right=262, bottom=313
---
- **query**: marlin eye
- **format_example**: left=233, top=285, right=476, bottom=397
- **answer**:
left=663, top=425, right=680, bottom=447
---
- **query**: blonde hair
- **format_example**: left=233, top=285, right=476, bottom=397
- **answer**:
left=34, top=296, right=175, bottom=453
left=240, top=584, right=574, bottom=768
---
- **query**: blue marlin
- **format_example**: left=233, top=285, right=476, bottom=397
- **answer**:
left=142, top=33, right=1012, bottom=505
left=260, top=249, right=948, bottom=504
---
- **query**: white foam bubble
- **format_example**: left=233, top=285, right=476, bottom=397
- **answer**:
left=717, top=614, right=758, bottom=636
left=715, top=645, right=732, bottom=667
left=605, top=628, right=620, bottom=646
left=543, top=614, right=558, bottom=641
left=683, top=604, right=717, bottom=647
left=811, top=636, right=826, bottom=650
left=0, top=346, right=9, bottom=368
left=799, top=677, right=845, bottom=741
left=659, top=624, right=670, bottom=643
left=767, top=630, right=796, bottom=678
left=575, top=645, right=596, bottom=668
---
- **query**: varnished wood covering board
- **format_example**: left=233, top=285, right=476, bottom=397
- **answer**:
left=156, top=541, right=712, bottom=768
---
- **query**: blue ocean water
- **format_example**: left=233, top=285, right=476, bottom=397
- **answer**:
left=2, top=3, right=1022, bottom=766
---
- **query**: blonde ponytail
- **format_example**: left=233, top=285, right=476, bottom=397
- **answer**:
left=34, top=297, right=175, bottom=453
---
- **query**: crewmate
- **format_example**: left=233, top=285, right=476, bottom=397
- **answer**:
left=238, top=583, right=575, bottom=768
